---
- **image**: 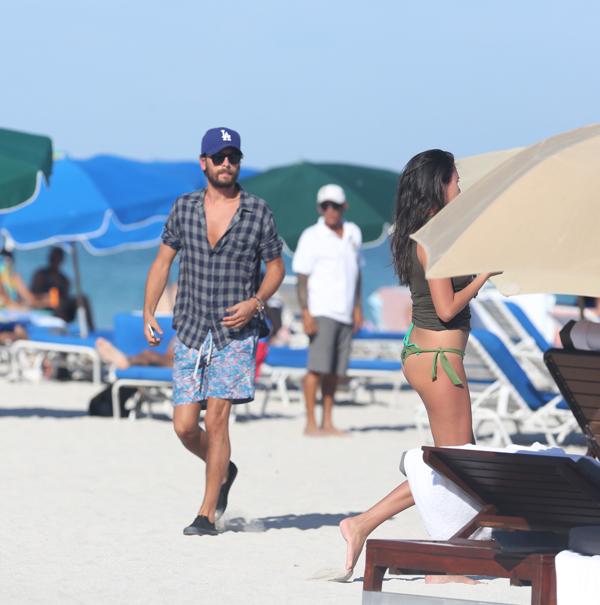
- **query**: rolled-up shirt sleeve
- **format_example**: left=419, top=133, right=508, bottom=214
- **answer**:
left=259, top=207, right=283, bottom=262
left=161, top=201, right=182, bottom=250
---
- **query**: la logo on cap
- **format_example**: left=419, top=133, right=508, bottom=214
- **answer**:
left=221, top=129, right=232, bottom=142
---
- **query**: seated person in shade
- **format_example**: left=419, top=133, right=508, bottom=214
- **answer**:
left=0, top=248, right=42, bottom=311
left=30, top=246, right=95, bottom=331
left=0, top=248, right=43, bottom=343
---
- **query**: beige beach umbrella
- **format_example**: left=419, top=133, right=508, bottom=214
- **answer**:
left=455, top=147, right=523, bottom=192
left=411, top=123, right=600, bottom=297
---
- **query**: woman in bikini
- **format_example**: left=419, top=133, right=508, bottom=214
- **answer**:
left=338, top=149, right=498, bottom=579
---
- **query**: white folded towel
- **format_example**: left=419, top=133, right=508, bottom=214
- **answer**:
left=404, top=447, right=485, bottom=540
left=555, top=550, right=600, bottom=605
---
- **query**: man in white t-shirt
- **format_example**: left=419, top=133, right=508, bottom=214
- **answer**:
left=292, top=184, right=362, bottom=436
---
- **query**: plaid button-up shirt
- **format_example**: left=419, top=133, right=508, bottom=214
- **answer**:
left=162, top=187, right=282, bottom=350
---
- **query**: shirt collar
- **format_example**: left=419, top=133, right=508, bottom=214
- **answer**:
left=317, top=216, right=346, bottom=236
left=196, top=185, right=252, bottom=212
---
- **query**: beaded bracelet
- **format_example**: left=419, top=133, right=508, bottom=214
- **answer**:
left=252, top=295, right=265, bottom=314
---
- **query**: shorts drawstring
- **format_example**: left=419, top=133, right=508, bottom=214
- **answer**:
left=193, top=340, right=204, bottom=379
left=206, top=337, right=213, bottom=366
left=193, top=334, right=214, bottom=379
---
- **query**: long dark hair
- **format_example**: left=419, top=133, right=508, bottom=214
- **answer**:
left=390, top=149, right=455, bottom=284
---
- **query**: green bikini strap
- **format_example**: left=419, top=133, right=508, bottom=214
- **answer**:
left=403, top=322, right=414, bottom=346
left=430, top=348, right=465, bottom=386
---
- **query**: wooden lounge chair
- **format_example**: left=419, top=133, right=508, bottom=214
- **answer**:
left=364, top=446, right=600, bottom=605
left=544, top=347, right=600, bottom=458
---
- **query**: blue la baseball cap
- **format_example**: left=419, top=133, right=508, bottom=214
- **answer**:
left=201, top=127, right=242, bottom=156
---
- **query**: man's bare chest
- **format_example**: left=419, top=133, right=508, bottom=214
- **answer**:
left=204, top=200, right=240, bottom=248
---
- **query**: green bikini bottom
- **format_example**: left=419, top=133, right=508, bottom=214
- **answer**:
left=401, top=323, right=465, bottom=386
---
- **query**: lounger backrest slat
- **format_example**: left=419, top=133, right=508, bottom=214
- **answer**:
left=544, top=349, right=600, bottom=457
left=477, top=298, right=523, bottom=344
left=505, top=301, right=550, bottom=352
left=423, top=447, right=600, bottom=530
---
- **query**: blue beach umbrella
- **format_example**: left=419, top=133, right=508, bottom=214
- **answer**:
left=82, top=216, right=166, bottom=255
left=0, top=156, right=210, bottom=246
left=76, top=155, right=207, bottom=226
left=0, top=158, right=113, bottom=247
left=81, top=161, right=258, bottom=254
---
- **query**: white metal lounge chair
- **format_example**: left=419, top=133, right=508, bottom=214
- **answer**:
left=10, top=325, right=109, bottom=384
left=258, top=342, right=406, bottom=415
left=472, top=296, right=556, bottom=391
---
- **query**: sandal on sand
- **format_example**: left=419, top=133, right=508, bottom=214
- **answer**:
left=183, top=515, right=218, bottom=536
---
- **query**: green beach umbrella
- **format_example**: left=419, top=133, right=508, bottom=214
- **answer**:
left=0, top=127, right=53, bottom=212
left=240, top=162, right=399, bottom=250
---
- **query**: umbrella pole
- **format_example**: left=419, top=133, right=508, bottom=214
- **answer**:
left=577, top=296, right=586, bottom=321
left=70, top=242, right=88, bottom=338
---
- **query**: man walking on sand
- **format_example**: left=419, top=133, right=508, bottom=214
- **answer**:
left=144, top=127, right=284, bottom=535
left=292, top=184, right=362, bottom=436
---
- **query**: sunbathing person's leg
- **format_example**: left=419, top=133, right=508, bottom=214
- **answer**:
left=129, top=349, right=171, bottom=367
left=96, top=337, right=130, bottom=370
left=97, top=337, right=175, bottom=369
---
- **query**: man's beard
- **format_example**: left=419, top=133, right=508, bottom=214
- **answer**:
left=204, top=167, right=238, bottom=189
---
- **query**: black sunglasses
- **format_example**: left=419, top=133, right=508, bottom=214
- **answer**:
left=319, top=201, right=343, bottom=211
left=209, top=151, right=243, bottom=166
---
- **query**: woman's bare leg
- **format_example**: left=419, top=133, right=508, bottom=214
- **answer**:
left=405, top=348, right=478, bottom=583
left=339, top=336, right=474, bottom=575
left=340, top=481, right=414, bottom=572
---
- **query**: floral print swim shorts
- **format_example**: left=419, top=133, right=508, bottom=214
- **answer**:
left=172, top=331, right=257, bottom=407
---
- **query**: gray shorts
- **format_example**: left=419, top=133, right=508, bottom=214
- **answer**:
left=307, top=316, right=353, bottom=377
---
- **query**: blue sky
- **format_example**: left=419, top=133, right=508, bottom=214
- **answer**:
left=3, top=0, right=599, bottom=171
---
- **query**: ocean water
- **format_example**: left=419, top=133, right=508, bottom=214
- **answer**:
left=13, top=240, right=398, bottom=330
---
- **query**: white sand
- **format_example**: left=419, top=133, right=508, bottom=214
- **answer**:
left=0, top=379, right=555, bottom=604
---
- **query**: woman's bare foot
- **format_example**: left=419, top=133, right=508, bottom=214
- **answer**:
left=339, top=516, right=368, bottom=575
left=96, top=338, right=130, bottom=370
left=425, top=575, right=481, bottom=585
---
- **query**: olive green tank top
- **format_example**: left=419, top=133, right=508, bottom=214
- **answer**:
left=408, top=242, right=472, bottom=331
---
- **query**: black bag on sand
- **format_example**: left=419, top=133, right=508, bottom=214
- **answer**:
left=88, top=384, right=138, bottom=418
